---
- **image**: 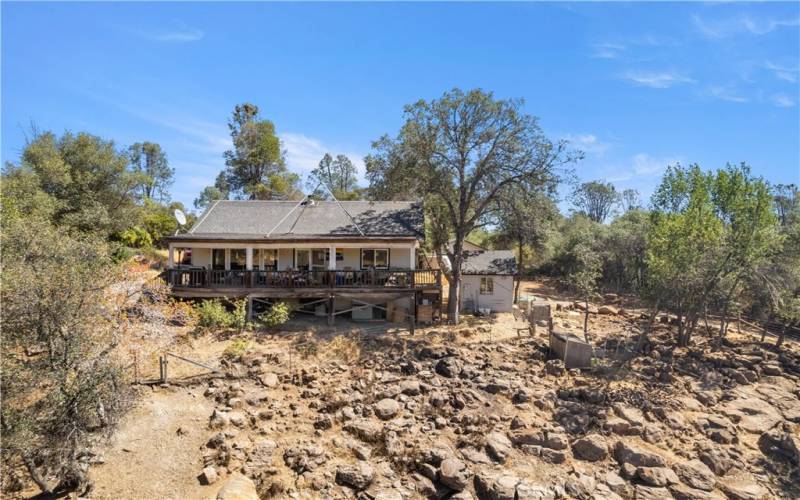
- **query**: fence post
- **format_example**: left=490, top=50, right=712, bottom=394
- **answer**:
left=159, top=355, right=168, bottom=383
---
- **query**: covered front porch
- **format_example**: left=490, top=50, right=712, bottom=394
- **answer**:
left=164, top=241, right=440, bottom=292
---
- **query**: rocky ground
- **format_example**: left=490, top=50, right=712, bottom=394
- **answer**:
left=86, top=297, right=800, bottom=500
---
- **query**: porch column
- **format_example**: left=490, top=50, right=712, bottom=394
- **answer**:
left=245, top=247, right=253, bottom=270
left=409, top=245, right=416, bottom=270
left=224, top=249, right=230, bottom=270
left=167, top=244, right=175, bottom=268
left=328, top=246, right=336, bottom=270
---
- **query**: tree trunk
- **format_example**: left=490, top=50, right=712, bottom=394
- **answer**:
left=514, top=240, right=523, bottom=303
left=583, top=296, right=590, bottom=337
left=23, top=455, right=51, bottom=495
left=447, top=278, right=461, bottom=325
left=775, top=322, right=787, bottom=348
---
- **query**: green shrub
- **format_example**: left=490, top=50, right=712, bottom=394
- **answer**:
left=119, top=226, right=153, bottom=248
left=230, top=299, right=248, bottom=331
left=222, top=338, right=250, bottom=360
left=262, top=301, right=290, bottom=328
left=196, top=300, right=233, bottom=329
left=109, top=243, right=135, bottom=263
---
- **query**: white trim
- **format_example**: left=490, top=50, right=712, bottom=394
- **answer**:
left=177, top=241, right=418, bottom=250
left=328, top=246, right=336, bottom=270
left=361, top=248, right=389, bottom=270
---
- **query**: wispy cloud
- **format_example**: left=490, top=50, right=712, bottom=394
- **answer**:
left=765, top=61, right=799, bottom=83
left=125, top=23, right=205, bottom=43
left=607, top=153, right=681, bottom=182
left=590, top=42, right=626, bottom=60
left=707, top=85, right=748, bottom=103
left=692, top=14, right=800, bottom=39
left=770, top=93, right=796, bottom=108
left=562, top=133, right=611, bottom=156
left=620, top=70, right=694, bottom=89
left=280, top=132, right=366, bottom=182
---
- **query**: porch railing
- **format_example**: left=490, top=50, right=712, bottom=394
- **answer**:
left=164, top=268, right=441, bottom=290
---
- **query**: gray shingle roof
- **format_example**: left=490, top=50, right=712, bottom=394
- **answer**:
left=173, top=200, right=423, bottom=240
left=461, top=250, right=517, bottom=275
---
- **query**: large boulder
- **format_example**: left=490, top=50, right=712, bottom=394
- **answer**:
left=673, top=459, right=716, bottom=491
left=718, top=397, right=782, bottom=434
left=216, top=472, right=258, bottom=500
left=718, top=474, right=768, bottom=500
left=436, top=357, right=463, bottom=378
left=669, top=484, right=725, bottom=500
left=572, top=434, right=609, bottom=461
left=335, top=462, right=374, bottom=491
left=564, top=472, right=596, bottom=499
left=613, top=440, right=667, bottom=467
left=200, top=466, right=219, bottom=485
left=343, top=419, right=383, bottom=442
left=439, top=458, right=471, bottom=491
left=634, top=485, right=673, bottom=500
left=636, top=467, right=679, bottom=487
left=474, top=472, right=519, bottom=500
left=757, top=427, right=800, bottom=465
left=516, top=481, right=556, bottom=499
left=374, top=398, right=401, bottom=420
left=485, top=431, right=513, bottom=463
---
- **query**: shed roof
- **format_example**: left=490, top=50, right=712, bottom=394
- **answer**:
left=171, top=200, right=424, bottom=241
left=461, top=250, right=517, bottom=275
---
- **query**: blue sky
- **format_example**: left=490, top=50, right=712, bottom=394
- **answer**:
left=2, top=2, right=799, bottom=213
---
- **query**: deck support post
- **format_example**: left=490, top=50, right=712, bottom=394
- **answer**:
left=327, top=294, right=335, bottom=326
left=409, top=292, right=417, bottom=335
left=247, top=295, right=253, bottom=323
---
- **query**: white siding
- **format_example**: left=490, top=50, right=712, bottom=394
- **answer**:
left=460, top=275, right=514, bottom=313
left=182, top=245, right=416, bottom=271
left=278, top=248, right=293, bottom=270
left=338, top=248, right=360, bottom=270
left=390, top=247, right=412, bottom=269
left=192, top=248, right=211, bottom=268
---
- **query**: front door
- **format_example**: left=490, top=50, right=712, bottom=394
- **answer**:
left=295, top=249, right=310, bottom=270
left=311, top=249, right=328, bottom=271
left=295, top=249, right=328, bottom=271
left=212, top=249, right=225, bottom=270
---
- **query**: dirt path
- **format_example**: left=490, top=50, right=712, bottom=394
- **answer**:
left=90, top=387, right=214, bottom=500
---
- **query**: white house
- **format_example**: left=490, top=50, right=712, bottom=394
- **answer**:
left=459, top=250, right=517, bottom=313
left=164, top=200, right=442, bottom=324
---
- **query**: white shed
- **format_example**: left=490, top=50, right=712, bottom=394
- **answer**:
left=458, top=250, right=516, bottom=313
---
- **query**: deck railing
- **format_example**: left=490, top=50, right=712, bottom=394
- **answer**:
left=165, top=268, right=441, bottom=290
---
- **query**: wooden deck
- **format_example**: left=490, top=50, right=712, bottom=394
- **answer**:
left=164, top=268, right=441, bottom=298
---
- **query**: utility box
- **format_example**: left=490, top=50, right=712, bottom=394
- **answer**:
left=549, top=330, right=593, bottom=369
left=529, top=302, right=552, bottom=324
left=417, top=304, right=433, bottom=323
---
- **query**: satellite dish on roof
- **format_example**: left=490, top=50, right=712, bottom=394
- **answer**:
left=174, top=208, right=187, bottom=226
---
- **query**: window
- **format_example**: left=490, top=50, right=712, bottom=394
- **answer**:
left=261, top=249, right=278, bottom=270
left=230, top=249, right=246, bottom=270
left=480, top=277, right=494, bottom=295
left=212, top=249, right=225, bottom=270
left=361, top=249, right=389, bottom=269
